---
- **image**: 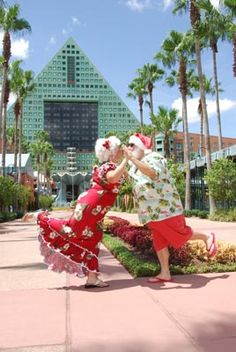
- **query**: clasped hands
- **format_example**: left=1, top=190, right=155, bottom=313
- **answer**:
left=122, top=145, right=134, bottom=161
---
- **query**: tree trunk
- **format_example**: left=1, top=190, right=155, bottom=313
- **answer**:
left=198, top=99, right=204, bottom=157
left=164, top=134, right=170, bottom=159
left=195, top=39, right=216, bottom=213
left=148, top=84, right=154, bottom=114
left=0, top=66, right=8, bottom=175
left=37, top=155, right=40, bottom=191
left=18, top=106, right=23, bottom=184
left=14, top=117, right=19, bottom=181
left=182, top=93, right=191, bottom=210
left=212, top=47, right=223, bottom=150
left=148, top=87, right=156, bottom=149
left=139, top=97, right=144, bottom=133
left=1, top=103, right=7, bottom=176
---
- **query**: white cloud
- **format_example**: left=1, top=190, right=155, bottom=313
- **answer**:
left=11, top=38, right=29, bottom=59
left=72, top=17, right=81, bottom=26
left=162, top=0, right=173, bottom=10
left=125, top=0, right=151, bottom=12
left=172, top=97, right=236, bottom=124
left=61, top=16, right=84, bottom=37
left=0, top=32, right=30, bottom=59
left=49, top=36, right=56, bottom=45
left=62, top=28, right=67, bottom=36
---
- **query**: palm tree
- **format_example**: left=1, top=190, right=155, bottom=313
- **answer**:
left=137, top=63, right=164, bottom=114
left=190, top=74, right=217, bottom=156
left=17, top=70, right=36, bottom=183
left=1, top=77, right=10, bottom=175
left=151, top=106, right=182, bottom=159
left=127, top=77, right=147, bottom=132
left=155, top=31, right=195, bottom=210
left=0, top=4, right=31, bottom=154
left=173, top=0, right=216, bottom=213
left=31, top=131, right=51, bottom=191
left=31, top=140, right=44, bottom=192
left=221, top=0, right=236, bottom=77
left=197, top=0, right=231, bottom=150
left=9, top=60, right=23, bottom=175
left=42, top=141, right=54, bottom=193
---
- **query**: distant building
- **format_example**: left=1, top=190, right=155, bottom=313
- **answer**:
left=6, top=37, right=139, bottom=173
left=155, top=132, right=236, bottom=162
left=5, top=38, right=139, bottom=203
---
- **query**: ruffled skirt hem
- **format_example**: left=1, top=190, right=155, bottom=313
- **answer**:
left=38, top=234, right=98, bottom=276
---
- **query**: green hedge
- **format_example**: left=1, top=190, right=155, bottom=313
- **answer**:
left=102, top=233, right=236, bottom=277
left=209, top=208, right=236, bottom=222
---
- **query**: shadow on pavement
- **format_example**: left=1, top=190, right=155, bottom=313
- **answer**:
left=0, top=238, right=37, bottom=243
left=53, top=273, right=229, bottom=292
left=0, top=262, right=47, bottom=270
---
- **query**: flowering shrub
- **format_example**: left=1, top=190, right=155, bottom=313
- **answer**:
left=103, top=215, right=236, bottom=265
left=106, top=215, right=152, bottom=251
left=169, top=244, right=194, bottom=265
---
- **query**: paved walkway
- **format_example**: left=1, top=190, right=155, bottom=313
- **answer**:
left=0, top=210, right=236, bottom=352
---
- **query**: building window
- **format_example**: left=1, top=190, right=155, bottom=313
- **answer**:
left=44, top=101, right=98, bottom=152
left=67, top=56, right=75, bottom=86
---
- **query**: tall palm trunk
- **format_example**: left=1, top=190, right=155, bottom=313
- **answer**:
left=138, top=96, right=144, bottom=132
left=1, top=103, right=7, bottom=177
left=198, top=99, right=204, bottom=157
left=195, top=39, right=216, bottom=213
left=148, top=83, right=156, bottom=150
left=211, top=40, right=223, bottom=150
left=233, top=34, right=236, bottom=77
left=0, top=65, right=8, bottom=152
left=182, top=94, right=191, bottom=210
left=164, top=134, right=170, bottom=159
left=14, top=100, right=20, bottom=178
left=190, top=0, right=216, bottom=213
left=37, top=154, right=40, bottom=191
left=148, top=82, right=154, bottom=114
left=1, top=79, right=10, bottom=176
left=0, top=31, right=11, bottom=175
left=179, top=58, right=191, bottom=210
left=17, top=103, right=23, bottom=184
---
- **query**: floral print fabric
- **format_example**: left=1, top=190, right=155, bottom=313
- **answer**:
left=38, top=162, right=122, bottom=274
left=128, top=152, right=183, bottom=224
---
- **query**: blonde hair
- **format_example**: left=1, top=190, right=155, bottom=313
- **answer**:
left=95, top=136, right=121, bottom=163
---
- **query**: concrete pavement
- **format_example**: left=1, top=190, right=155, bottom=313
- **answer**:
left=0, top=210, right=236, bottom=352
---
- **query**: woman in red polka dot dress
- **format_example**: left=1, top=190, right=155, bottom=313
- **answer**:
left=23, top=136, right=128, bottom=288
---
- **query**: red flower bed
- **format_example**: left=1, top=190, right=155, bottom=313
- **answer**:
left=106, top=216, right=194, bottom=265
left=169, top=244, right=194, bottom=265
left=107, top=216, right=152, bottom=251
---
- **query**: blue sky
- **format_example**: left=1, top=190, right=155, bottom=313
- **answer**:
left=4, top=0, right=236, bottom=138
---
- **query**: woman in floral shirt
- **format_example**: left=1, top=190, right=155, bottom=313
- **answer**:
left=126, top=133, right=217, bottom=283
left=23, top=136, right=128, bottom=288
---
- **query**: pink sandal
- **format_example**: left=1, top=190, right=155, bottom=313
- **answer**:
left=208, top=233, right=217, bottom=258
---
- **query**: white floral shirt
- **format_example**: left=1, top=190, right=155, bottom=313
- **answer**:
left=128, top=152, right=183, bottom=224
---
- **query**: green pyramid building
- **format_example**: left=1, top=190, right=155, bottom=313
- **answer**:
left=7, top=38, right=139, bottom=172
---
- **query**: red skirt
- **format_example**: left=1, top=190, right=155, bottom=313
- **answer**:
left=147, top=214, right=193, bottom=251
